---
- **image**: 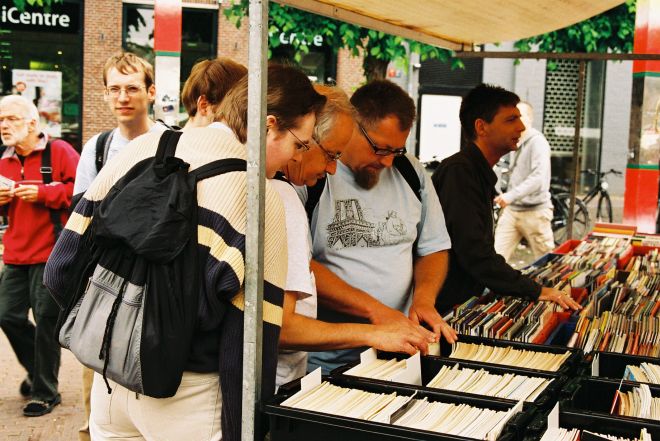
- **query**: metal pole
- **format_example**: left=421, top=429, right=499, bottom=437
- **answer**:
left=454, top=51, right=660, bottom=61
left=567, top=60, right=586, bottom=240
left=406, top=48, right=421, bottom=155
left=242, top=0, right=268, bottom=439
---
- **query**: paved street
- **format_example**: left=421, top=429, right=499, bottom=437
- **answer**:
left=0, top=328, right=83, bottom=441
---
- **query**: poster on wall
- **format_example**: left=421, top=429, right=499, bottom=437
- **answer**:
left=418, top=94, right=462, bottom=163
left=154, top=56, right=180, bottom=126
left=12, top=69, right=62, bottom=137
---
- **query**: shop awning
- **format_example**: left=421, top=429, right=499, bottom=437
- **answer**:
left=276, top=0, right=626, bottom=50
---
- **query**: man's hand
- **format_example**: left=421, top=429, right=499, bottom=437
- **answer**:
left=0, top=187, right=13, bottom=205
left=14, top=184, right=39, bottom=203
left=494, top=195, right=509, bottom=208
left=368, top=321, right=436, bottom=355
left=539, top=287, right=582, bottom=311
left=369, top=303, right=436, bottom=343
left=409, top=300, right=457, bottom=344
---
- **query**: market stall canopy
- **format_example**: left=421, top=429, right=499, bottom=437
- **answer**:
left=277, top=0, right=626, bottom=50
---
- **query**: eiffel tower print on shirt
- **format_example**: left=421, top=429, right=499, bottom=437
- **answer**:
left=327, top=199, right=408, bottom=249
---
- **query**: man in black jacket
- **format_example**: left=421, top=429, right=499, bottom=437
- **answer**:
left=432, top=84, right=581, bottom=314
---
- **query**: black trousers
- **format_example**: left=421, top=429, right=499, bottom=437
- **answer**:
left=0, top=263, right=61, bottom=401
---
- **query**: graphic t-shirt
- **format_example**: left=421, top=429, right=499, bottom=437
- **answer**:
left=301, top=155, right=451, bottom=373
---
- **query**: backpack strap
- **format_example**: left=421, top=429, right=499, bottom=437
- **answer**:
left=304, top=176, right=326, bottom=223
left=40, top=141, right=64, bottom=240
left=95, top=129, right=114, bottom=173
left=393, top=155, right=421, bottom=202
left=191, top=158, right=247, bottom=182
left=272, top=171, right=289, bottom=183
left=156, top=118, right=182, bottom=132
left=303, top=156, right=421, bottom=223
left=154, top=130, right=183, bottom=163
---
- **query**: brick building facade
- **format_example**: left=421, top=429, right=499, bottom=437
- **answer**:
left=80, top=0, right=365, bottom=145
left=1, top=0, right=365, bottom=149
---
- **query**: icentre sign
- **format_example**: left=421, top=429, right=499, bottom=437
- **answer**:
left=1, top=5, right=70, bottom=28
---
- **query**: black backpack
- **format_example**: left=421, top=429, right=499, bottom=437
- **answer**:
left=94, top=122, right=180, bottom=174
left=58, top=130, right=246, bottom=398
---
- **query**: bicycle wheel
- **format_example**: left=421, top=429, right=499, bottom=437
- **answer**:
left=552, top=193, right=590, bottom=244
left=596, top=193, right=613, bottom=223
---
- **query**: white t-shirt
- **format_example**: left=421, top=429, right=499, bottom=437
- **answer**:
left=74, top=123, right=167, bottom=194
left=302, top=154, right=452, bottom=373
left=270, top=179, right=317, bottom=389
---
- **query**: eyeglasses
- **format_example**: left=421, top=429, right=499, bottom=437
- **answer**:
left=358, top=123, right=407, bottom=157
left=0, top=115, right=25, bottom=125
left=105, top=85, right=146, bottom=98
left=314, top=138, right=342, bottom=162
left=287, top=128, right=311, bottom=152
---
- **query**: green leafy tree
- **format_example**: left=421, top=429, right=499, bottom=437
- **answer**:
left=12, top=0, right=63, bottom=12
left=515, top=0, right=635, bottom=54
left=223, top=1, right=461, bottom=81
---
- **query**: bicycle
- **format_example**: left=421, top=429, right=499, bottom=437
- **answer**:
left=551, top=192, right=590, bottom=245
left=495, top=162, right=590, bottom=245
left=582, top=168, right=621, bottom=223
left=552, top=168, right=622, bottom=224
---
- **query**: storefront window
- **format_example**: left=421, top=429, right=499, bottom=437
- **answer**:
left=270, top=32, right=336, bottom=84
left=544, top=60, right=606, bottom=193
left=0, top=0, right=83, bottom=150
left=122, top=4, right=217, bottom=106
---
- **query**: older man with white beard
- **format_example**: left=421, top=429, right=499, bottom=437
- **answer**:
left=0, top=95, right=79, bottom=416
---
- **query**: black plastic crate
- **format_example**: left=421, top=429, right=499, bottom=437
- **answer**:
left=559, top=376, right=660, bottom=436
left=332, top=352, right=565, bottom=411
left=523, top=407, right=659, bottom=440
left=591, top=351, right=660, bottom=384
left=266, top=376, right=534, bottom=441
left=437, top=335, right=583, bottom=377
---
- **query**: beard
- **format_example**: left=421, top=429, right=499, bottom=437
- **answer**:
left=1, top=125, right=29, bottom=147
left=354, top=167, right=380, bottom=189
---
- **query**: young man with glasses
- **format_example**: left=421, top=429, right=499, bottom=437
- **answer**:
left=300, top=80, right=455, bottom=375
left=72, top=51, right=165, bottom=441
left=0, top=95, right=79, bottom=417
left=73, top=52, right=166, bottom=195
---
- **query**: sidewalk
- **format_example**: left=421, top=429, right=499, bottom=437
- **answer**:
left=0, top=329, right=83, bottom=441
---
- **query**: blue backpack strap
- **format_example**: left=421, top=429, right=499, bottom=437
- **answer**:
left=40, top=141, right=64, bottom=240
left=394, top=155, right=421, bottom=202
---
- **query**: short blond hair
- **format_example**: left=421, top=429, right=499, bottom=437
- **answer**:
left=313, top=84, right=356, bottom=142
left=103, top=52, right=154, bottom=89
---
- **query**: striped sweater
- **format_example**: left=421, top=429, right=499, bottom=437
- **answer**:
left=44, top=127, right=288, bottom=441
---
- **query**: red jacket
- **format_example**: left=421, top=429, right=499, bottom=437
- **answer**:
left=0, top=136, right=79, bottom=265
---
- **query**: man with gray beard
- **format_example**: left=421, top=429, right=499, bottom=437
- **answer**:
left=301, top=80, right=455, bottom=374
left=0, top=95, right=78, bottom=416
